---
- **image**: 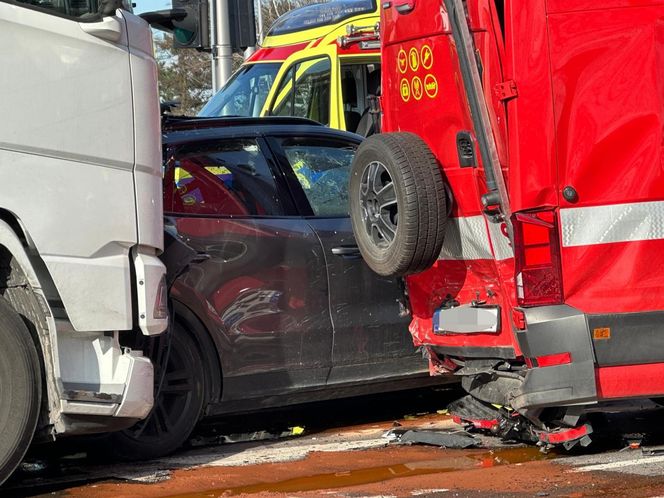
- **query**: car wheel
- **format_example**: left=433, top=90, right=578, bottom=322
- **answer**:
left=0, top=296, right=41, bottom=485
left=109, top=322, right=206, bottom=460
left=349, top=132, right=448, bottom=277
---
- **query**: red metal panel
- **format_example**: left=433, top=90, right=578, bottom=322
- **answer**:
left=381, top=0, right=448, bottom=47
left=381, top=0, right=520, bottom=354
left=407, top=258, right=519, bottom=351
left=597, top=363, right=664, bottom=399
left=548, top=7, right=664, bottom=210
left=504, top=0, right=558, bottom=212
left=563, top=239, right=664, bottom=314
left=547, top=0, right=664, bottom=14
left=548, top=5, right=664, bottom=313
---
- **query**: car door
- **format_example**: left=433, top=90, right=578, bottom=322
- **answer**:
left=163, top=134, right=333, bottom=402
left=267, top=133, right=425, bottom=384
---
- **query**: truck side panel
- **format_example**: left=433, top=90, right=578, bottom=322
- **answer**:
left=0, top=3, right=138, bottom=332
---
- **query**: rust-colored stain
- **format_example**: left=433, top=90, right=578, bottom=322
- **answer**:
left=165, top=447, right=553, bottom=497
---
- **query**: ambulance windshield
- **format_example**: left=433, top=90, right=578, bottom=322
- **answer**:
left=199, top=63, right=281, bottom=118
left=268, top=0, right=377, bottom=36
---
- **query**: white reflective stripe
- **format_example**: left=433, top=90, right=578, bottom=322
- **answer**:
left=439, top=216, right=492, bottom=260
left=487, top=219, right=514, bottom=261
left=561, top=200, right=664, bottom=247
left=439, top=216, right=513, bottom=261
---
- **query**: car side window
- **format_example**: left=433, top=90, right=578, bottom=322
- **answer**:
left=9, top=0, right=107, bottom=20
left=272, top=57, right=331, bottom=125
left=164, top=139, right=284, bottom=217
left=278, top=137, right=357, bottom=217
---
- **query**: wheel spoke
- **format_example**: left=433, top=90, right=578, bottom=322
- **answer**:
left=364, top=206, right=374, bottom=235
left=157, top=402, right=175, bottom=432
left=376, top=215, right=396, bottom=243
left=370, top=162, right=383, bottom=194
left=165, top=369, right=190, bottom=384
left=376, top=182, right=396, bottom=209
left=161, top=383, right=194, bottom=394
left=360, top=163, right=375, bottom=197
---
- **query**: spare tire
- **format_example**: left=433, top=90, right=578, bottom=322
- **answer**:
left=349, top=132, right=448, bottom=277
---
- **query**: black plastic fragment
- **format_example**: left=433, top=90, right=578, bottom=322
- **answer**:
left=389, top=429, right=479, bottom=448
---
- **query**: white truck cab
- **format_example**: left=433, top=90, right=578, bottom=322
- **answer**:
left=0, top=0, right=166, bottom=483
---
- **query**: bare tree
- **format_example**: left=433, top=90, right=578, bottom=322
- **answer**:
left=155, top=34, right=213, bottom=115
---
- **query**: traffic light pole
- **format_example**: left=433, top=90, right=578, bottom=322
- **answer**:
left=211, top=0, right=233, bottom=92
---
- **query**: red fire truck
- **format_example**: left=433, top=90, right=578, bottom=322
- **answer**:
left=349, top=0, right=664, bottom=448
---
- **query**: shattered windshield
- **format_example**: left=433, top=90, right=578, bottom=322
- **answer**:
left=268, top=0, right=377, bottom=36
left=199, top=63, right=281, bottom=118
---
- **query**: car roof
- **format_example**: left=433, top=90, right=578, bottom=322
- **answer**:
left=162, top=116, right=363, bottom=147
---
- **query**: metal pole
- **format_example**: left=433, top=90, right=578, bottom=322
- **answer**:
left=211, top=0, right=233, bottom=92
left=256, top=0, right=264, bottom=45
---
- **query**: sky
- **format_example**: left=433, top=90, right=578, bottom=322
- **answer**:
left=133, top=0, right=171, bottom=15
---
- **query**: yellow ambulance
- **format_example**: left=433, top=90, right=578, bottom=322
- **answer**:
left=198, top=0, right=380, bottom=135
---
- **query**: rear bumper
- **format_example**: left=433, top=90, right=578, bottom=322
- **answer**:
left=513, top=305, right=664, bottom=410
left=512, top=305, right=597, bottom=410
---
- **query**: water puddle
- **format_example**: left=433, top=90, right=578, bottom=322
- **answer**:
left=165, top=446, right=557, bottom=497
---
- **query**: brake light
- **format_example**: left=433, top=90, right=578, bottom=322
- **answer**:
left=513, top=210, right=563, bottom=307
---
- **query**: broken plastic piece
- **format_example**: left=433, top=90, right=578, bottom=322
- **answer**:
left=385, top=429, right=480, bottom=448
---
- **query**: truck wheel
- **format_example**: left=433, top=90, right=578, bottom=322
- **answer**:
left=349, top=132, right=448, bottom=277
left=0, top=296, right=41, bottom=485
left=110, top=322, right=205, bottom=460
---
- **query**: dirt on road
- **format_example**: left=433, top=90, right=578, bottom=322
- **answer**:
left=10, top=389, right=664, bottom=498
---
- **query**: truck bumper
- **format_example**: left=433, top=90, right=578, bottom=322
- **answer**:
left=57, top=328, right=154, bottom=433
left=513, top=305, right=664, bottom=411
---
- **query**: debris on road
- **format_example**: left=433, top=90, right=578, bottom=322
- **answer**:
left=384, top=429, right=480, bottom=449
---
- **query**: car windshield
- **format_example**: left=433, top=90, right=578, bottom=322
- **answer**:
left=199, top=63, right=281, bottom=118
left=268, top=0, right=377, bottom=36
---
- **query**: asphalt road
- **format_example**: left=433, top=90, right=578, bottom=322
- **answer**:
left=7, top=387, right=664, bottom=498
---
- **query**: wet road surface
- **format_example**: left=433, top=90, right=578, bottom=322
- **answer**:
left=7, top=387, right=664, bottom=497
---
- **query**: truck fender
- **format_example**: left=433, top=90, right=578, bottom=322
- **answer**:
left=0, top=219, right=62, bottom=437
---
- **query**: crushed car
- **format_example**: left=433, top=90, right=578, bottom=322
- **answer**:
left=106, top=116, right=455, bottom=459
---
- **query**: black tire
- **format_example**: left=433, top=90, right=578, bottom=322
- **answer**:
left=349, top=132, right=448, bottom=277
left=109, top=322, right=206, bottom=460
left=0, top=296, right=41, bottom=485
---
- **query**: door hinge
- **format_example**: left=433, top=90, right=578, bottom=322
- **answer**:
left=494, top=80, right=518, bottom=102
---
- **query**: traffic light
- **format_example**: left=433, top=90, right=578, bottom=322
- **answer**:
left=228, top=0, right=256, bottom=52
left=171, top=0, right=210, bottom=50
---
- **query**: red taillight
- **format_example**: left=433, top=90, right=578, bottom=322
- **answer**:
left=513, top=210, right=563, bottom=307
left=536, top=352, right=572, bottom=367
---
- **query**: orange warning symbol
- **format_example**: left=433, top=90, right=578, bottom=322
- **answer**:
left=424, top=74, right=438, bottom=98
left=408, top=47, right=419, bottom=72
left=400, top=78, right=411, bottom=102
left=421, top=45, right=433, bottom=70
left=593, top=327, right=611, bottom=340
left=412, top=76, right=423, bottom=100
left=397, top=48, right=408, bottom=74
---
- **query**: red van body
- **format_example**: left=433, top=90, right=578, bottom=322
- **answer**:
left=379, top=0, right=664, bottom=444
